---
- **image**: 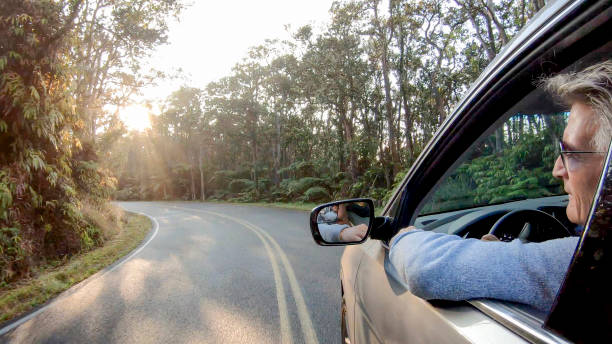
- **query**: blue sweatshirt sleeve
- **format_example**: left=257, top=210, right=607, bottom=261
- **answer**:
left=318, top=223, right=348, bottom=242
left=388, top=230, right=579, bottom=311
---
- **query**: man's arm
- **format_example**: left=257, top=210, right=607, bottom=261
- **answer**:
left=389, top=230, right=579, bottom=311
left=319, top=223, right=348, bottom=242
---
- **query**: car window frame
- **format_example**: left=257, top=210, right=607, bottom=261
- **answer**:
left=544, top=141, right=612, bottom=342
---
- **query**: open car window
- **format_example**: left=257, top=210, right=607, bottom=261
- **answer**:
left=407, top=46, right=612, bottom=341
left=419, top=88, right=568, bottom=218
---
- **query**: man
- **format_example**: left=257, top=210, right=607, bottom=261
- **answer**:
left=318, top=204, right=368, bottom=242
left=389, top=60, right=612, bottom=312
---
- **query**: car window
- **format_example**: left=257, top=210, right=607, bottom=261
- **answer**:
left=419, top=90, right=568, bottom=216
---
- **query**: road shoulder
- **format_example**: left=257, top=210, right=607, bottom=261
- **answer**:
left=0, top=211, right=152, bottom=329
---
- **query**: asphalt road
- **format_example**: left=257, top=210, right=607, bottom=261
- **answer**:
left=0, top=202, right=344, bottom=344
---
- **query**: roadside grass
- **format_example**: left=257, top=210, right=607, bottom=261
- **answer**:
left=205, top=200, right=317, bottom=212
left=0, top=212, right=151, bottom=325
left=205, top=200, right=384, bottom=215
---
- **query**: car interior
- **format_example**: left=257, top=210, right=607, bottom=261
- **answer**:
left=412, top=45, right=612, bottom=246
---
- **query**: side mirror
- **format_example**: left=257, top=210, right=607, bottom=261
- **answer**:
left=309, top=199, right=374, bottom=246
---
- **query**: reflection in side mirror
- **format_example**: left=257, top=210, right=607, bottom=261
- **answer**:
left=310, top=199, right=374, bottom=246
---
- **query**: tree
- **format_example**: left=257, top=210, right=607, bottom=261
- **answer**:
left=0, top=0, right=117, bottom=283
left=158, top=87, right=204, bottom=200
left=70, top=0, right=184, bottom=141
left=367, top=0, right=401, bottom=176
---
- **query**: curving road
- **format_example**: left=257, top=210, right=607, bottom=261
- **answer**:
left=0, top=202, right=344, bottom=344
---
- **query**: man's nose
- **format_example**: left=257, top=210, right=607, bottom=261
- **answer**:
left=552, top=156, right=567, bottom=179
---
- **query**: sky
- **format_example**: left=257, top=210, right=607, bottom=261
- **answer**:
left=120, top=0, right=334, bottom=131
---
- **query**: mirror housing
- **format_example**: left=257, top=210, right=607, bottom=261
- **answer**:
left=309, top=198, right=375, bottom=246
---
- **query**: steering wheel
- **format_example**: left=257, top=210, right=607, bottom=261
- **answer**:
left=489, top=209, right=573, bottom=243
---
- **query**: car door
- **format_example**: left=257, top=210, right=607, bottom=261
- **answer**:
left=351, top=188, right=480, bottom=344
left=350, top=1, right=611, bottom=343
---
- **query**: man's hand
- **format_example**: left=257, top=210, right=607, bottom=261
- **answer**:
left=480, top=234, right=500, bottom=242
left=339, top=224, right=368, bottom=242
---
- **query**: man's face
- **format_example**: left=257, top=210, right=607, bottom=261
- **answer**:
left=552, top=102, right=606, bottom=225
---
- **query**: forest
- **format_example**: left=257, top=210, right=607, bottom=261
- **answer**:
left=0, top=0, right=184, bottom=284
left=1, top=0, right=549, bottom=284
left=111, top=0, right=549, bottom=206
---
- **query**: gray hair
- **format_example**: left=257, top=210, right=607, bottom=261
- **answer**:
left=544, top=60, right=612, bottom=151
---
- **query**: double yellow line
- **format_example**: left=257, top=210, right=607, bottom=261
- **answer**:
left=171, top=206, right=319, bottom=344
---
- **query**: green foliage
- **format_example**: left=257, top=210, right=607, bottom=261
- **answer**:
left=422, top=129, right=562, bottom=214
left=382, top=168, right=409, bottom=203
left=334, top=172, right=349, bottom=182
left=0, top=0, right=125, bottom=284
left=303, top=187, right=330, bottom=202
left=286, top=177, right=328, bottom=197
left=350, top=181, right=365, bottom=198
left=114, top=187, right=139, bottom=201
left=278, top=161, right=318, bottom=179
left=0, top=172, right=13, bottom=221
left=210, top=189, right=231, bottom=201
left=228, top=179, right=255, bottom=193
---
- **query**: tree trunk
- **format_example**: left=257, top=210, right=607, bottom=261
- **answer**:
left=482, top=0, right=509, bottom=44
left=338, top=99, right=358, bottom=181
left=247, top=107, right=259, bottom=198
left=199, top=146, right=206, bottom=201
left=273, top=101, right=282, bottom=186
left=190, top=155, right=196, bottom=200
left=375, top=1, right=400, bottom=176
left=495, top=127, right=504, bottom=153
left=403, top=96, right=415, bottom=161
left=382, top=58, right=400, bottom=175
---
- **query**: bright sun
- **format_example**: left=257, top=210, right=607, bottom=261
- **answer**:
left=119, top=104, right=152, bottom=132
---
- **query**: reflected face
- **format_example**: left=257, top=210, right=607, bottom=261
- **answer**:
left=552, top=102, right=606, bottom=225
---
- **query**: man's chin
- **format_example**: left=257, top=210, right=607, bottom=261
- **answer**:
left=566, top=204, right=580, bottom=225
